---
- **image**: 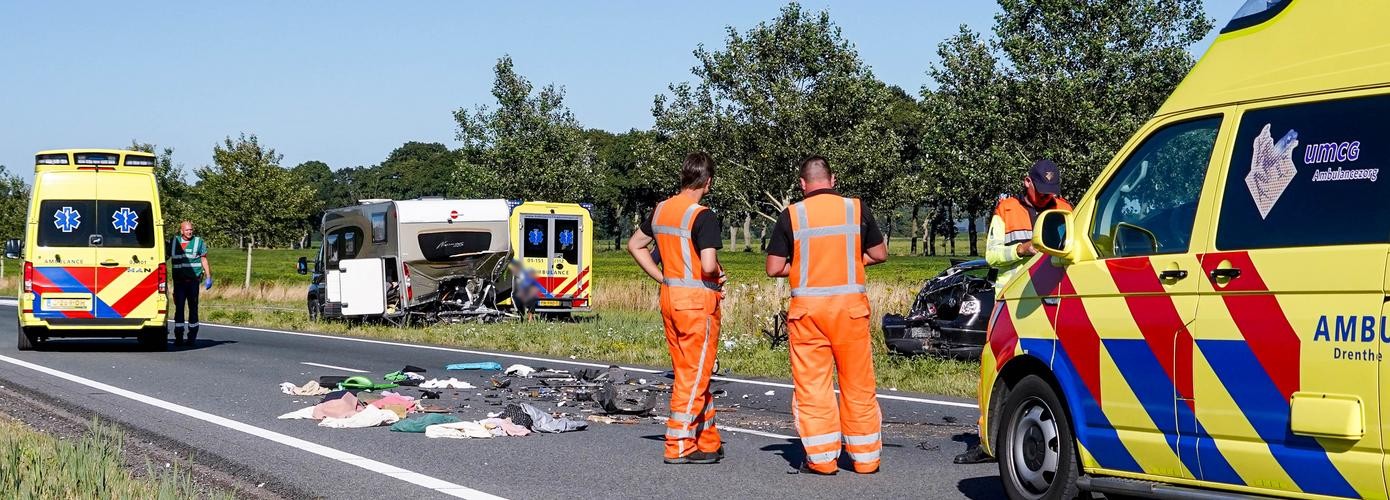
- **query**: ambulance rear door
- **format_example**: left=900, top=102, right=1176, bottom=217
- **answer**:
left=94, top=167, right=161, bottom=323
left=28, top=170, right=99, bottom=322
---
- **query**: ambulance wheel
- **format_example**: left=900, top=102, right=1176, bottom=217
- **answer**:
left=17, top=326, right=37, bottom=351
left=997, top=375, right=1079, bottom=500
left=139, top=327, right=168, bottom=351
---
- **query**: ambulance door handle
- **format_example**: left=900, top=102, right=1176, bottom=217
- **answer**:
left=100, top=260, right=120, bottom=267
left=1209, top=268, right=1241, bottom=280
left=1159, top=269, right=1188, bottom=280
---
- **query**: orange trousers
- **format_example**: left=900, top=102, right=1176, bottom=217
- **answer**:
left=662, top=302, right=721, bottom=459
left=788, top=299, right=882, bottom=473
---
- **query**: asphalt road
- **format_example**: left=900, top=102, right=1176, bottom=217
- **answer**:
left=0, top=303, right=1003, bottom=500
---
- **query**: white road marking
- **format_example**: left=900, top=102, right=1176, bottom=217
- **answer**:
left=204, top=322, right=980, bottom=410
left=0, top=302, right=977, bottom=410
left=300, top=361, right=369, bottom=373
left=0, top=353, right=507, bottom=500
left=0, top=299, right=16, bottom=307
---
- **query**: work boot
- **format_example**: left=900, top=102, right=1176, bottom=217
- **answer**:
left=687, top=450, right=720, bottom=464
left=797, top=462, right=837, bottom=475
left=953, top=445, right=995, bottom=465
left=187, top=326, right=198, bottom=345
left=173, top=327, right=185, bottom=346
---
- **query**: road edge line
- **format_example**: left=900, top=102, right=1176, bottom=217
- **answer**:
left=0, top=353, right=508, bottom=500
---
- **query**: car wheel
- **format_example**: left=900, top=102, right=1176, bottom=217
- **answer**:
left=17, top=325, right=36, bottom=351
left=997, top=374, right=1080, bottom=500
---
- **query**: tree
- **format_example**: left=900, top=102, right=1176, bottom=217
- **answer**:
left=0, top=165, right=28, bottom=241
left=129, top=141, right=191, bottom=235
left=584, top=128, right=664, bottom=249
left=648, top=3, right=903, bottom=225
left=289, top=160, right=344, bottom=245
left=376, top=142, right=460, bottom=200
left=193, top=134, right=318, bottom=287
left=454, top=56, right=595, bottom=202
left=993, top=0, right=1213, bottom=194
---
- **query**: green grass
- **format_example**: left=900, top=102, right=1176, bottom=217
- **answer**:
left=0, top=418, right=233, bottom=499
left=203, top=247, right=312, bottom=287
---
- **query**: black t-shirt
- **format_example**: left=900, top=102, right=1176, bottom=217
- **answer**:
left=766, top=189, right=884, bottom=258
left=639, top=207, right=724, bottom=251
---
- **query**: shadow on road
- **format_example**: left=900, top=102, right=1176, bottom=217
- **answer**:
left=759, top=440, right=804, bottom=468
left=34, top=339, right=237, bottom=353
left=957, top=476, right=1005, bottom=499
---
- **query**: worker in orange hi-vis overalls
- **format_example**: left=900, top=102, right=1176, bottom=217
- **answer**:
left=627, top=152, right=726, bottom=464
left=766, top=156, right=889, bottom=475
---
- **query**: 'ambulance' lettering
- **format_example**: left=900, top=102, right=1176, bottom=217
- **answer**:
left=1314, top=315, right=1390, bottom=343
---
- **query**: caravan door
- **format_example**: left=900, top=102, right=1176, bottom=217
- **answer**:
left=338, top=258, right=386, bottom=316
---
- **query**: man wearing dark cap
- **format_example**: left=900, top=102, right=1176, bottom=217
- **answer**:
left=954, top=159, right=1071, bottom=465
left=983, top=159, right=1072, bottom=291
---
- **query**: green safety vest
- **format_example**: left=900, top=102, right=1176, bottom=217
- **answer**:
left=169, top=236, right=206, bottom=281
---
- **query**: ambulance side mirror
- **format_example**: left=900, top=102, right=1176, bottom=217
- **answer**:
left=1033, top=210, right=1075, bottom=262
left=296, top=256, right=309, bottom=275
left=3, top=239, right=21, bottom=259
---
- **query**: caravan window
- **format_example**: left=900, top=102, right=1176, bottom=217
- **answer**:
left=325, top=232, right=341, bottom=267
left=419, top=231, right=492, bottom=261
left=324, top=226, right=364, bottom=266
left=371, top=212, right=387, bottom=243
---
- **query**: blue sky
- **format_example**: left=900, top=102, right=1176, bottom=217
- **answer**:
left=0, top=1, right=1246, bottom=182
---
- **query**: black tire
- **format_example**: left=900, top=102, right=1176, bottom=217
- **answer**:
left=139, top=327, right=168, bottom=351
left=17, top=325, right=36, bottom=351
left=997, top=375, right=1081, bottom=500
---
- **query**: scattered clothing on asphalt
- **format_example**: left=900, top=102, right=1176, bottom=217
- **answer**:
left=391, top=414, right=462, bottom=433
left=517, top=403, right=588, bottom=433
left=425, top=421, right=493, bottom=439
left=504, top=364, right=536, bottom=378
left=320, top=405, right=400, bottom=428
left=280, top=380, right=333, bottom=396
left=313, top=392, right=360, bottom=420
left=338, top=376, right=398, bottom=392
left=278, top=406, right=317, bottom=420
left=481, top=418, right=531, bottom=437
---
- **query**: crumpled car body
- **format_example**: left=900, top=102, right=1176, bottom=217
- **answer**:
left=881, top=259, right=996, bottom=359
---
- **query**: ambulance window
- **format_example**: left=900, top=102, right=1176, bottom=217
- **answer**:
left=1090, top=117, right=1220, bottom=258
left=36, top=200, right=96, bottom=247
left=1217, top=94, right=1390, bottom=250
left=98, top=201, right=155, bottom=248
left=555, top=219, right=579, bottom=264
left=522, top=218, right=549, bottom=258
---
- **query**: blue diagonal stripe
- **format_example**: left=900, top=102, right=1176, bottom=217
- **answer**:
left=1021, top=338, right=1143, bottom=473
left=1196, top=340, right=1357, bottom=497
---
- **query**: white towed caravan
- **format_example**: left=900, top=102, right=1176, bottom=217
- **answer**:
left=298, top=198, right=514, bottom=322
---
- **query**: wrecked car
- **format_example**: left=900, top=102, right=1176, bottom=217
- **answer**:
left=298, top=198, right=514, bottom=323
left=881, top=259, right=996, bottom=359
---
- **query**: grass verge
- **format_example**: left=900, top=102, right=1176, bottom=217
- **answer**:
left=0, top=417, right=233, bottom=499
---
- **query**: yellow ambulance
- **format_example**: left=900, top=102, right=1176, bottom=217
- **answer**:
left=979, top=1, right=1390, bottom=498
left=506, top=201, right=593, bottom=315
left=5, top=150, right=168, bottom=350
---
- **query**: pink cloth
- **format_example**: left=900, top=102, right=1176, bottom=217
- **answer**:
left=312, top=392, right=360, bottom=419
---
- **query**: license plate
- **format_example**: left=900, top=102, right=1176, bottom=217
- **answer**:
left=537, top=300, right=562, bottom=307
left=43, top=297, right=91, bottom=311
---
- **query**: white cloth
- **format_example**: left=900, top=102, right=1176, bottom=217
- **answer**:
left=425, top=421, right=493, bottom=439
left=277, top=406, right=317, bottom=420
left=318, top=405, right=400, bottom=428
left=504, top=364, right=536, bottom=378
left=420, top=378, right=476, bottom=389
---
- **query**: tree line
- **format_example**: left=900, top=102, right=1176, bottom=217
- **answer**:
left=0, top=0, right=1212, bottom=259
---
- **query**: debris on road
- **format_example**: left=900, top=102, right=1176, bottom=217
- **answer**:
left=391, top=414, right=462, bottom=433
left=420, top=378, right=476, bottom=389
left=425, top=421, right=493, bottom=439
left=339, top=376, right=398, bottom=392
left=515, top=403, right=587, bottom=433
left=446, top=362, right=504, bottom=371
left=504, top=364, right=536, bottom=378
left=320, top=406, right=400, bottom=428
left=279, top=380, right=332, bottom=396
left=763, top=390, right=775, bottom=396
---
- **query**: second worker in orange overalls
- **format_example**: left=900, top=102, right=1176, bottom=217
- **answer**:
left=627, top=152, right=725, bottom=464
left=766, top=156, right=889, bottom=475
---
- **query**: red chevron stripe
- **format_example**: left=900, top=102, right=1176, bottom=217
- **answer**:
left=555, top=268, right=590, bottom=296
left=1199, top=251, right=1299, bottom=400
left=1054, top=275, right=1103, bottom=402
left=110, top=271, right=159, bottom=316
left=1106, top=257, right=1195, bottom=404
left=95, top=267, right=127, bottom=291
left=988, top=301, right=1018, bottom=369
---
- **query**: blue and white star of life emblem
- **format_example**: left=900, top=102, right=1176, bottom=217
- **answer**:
left=111, top=207, right=139, bottom=234
left=558, top=229, right=575, bottom=248
left=53, top=206, right=81, bottom=233
left=527, top=228, right=545, bottom=246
